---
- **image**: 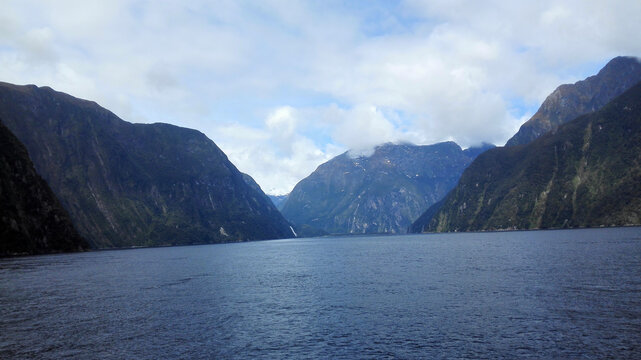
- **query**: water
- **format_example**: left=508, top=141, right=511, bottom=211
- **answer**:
left=1, top=227, right=640, bottom=359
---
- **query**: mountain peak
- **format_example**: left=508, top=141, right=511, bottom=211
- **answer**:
left=413, top=80, right=641, bottom=233
left=281, top=141, right=492, bottom=235
left=599, top=56, right=641, bottom=74
left=505, top=56, right=641, bottom=147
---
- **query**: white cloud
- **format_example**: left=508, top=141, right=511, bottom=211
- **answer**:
left=1, top=0, right=640, bottom=193
left=211, top=108, right=343, bottom=195
left=265, top=106, right=298, bottom=155
left=325, top=105, right=419, bottom=156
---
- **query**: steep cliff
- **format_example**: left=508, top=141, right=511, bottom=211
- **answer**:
left=0, top=82, right=293, bottom=248
left=506, top=56, right=641, bottom=147
left=0, top=120, right=87, bottom=256
left=412, top=81, right=641, bottom=232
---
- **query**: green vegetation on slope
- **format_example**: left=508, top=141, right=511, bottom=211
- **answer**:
left=282, top=142, right=493, bottom=234
left=412, top=80, right=641, bottom=232
left=0, top=120, right=87, bottom=256
left=0, top=82, right=293, bottom=248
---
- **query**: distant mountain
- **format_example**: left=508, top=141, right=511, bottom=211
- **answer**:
left=506, top=56, right=641, bottom=147
left=0, top=82, right=294, bottom=248
left=0, top=120, right=87, bottom=256
left=268, top=194, right=289, bottom=210
left=281, top=142, right=494, bottom=234
left=412, top=80, right=641, bottom=233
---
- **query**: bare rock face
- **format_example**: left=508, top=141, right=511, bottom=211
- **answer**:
left=0, top=82, right=293, bottom=249
left=506, top=56, right=641, bottom=147
left=282, top=142, right=493, bottom=234
left=0, top=120, right=88, bottom=256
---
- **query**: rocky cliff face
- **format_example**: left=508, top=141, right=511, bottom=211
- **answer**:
left=506, top=56, right=641, bottom=147
left=281, top=142, right=493, bottom=234
left=0, top=120, right=87, bottom=256
left=0, top=82, right=293, bottom=248
left=412, top=80, right=641, bottom=233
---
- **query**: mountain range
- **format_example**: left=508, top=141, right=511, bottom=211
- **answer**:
left=281, top=142, right=493, bottom=234
left=1, top=56, right=639, bottom=254
left=0, top=82, right=294, bottom=249
left=284, top=56, right=641, bottom=236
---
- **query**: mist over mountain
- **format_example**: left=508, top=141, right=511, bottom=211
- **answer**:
left=412, top=80, right=641, bottom=233
left=281, top=142, right=494, bottom=234
left=0, top=82, right=294, bottom=248
left=0, top=120, right=87, bottom=256
left=506, top=56, right=641, bottom=147
left=268, top=194, right=289, bottom=210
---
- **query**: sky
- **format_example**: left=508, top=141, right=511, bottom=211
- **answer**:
left=1, top=1, right=640, bottom=195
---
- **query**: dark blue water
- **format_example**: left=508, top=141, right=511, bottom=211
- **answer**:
left=1, top=227, right=640, bottom=359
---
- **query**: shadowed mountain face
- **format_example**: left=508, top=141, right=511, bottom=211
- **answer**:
left=412, top=81, right=641, bottom=233
left=0, top=82, right=293, bottom=248
left=0, top=120, right=87, bottom=256
left=268, top=194, right=289, bottom=210
left=281, top=142, right=493, bottom=234
left=506, top=56, right=641, bottom=147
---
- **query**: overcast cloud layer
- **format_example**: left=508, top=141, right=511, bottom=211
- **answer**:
left=1, top=0, right=640, bottom=194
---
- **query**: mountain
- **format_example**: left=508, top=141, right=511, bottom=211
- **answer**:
left=281, top=142, right=494, bottom=234
left=505, top=56, right=641, bottom=147
left=268, top=194, right=289, bottom=210
left=0, top=120, right=87, bottom=256
left=412, top=80, right=641, bottom=233
left=0, top=82, right=294, bottom=248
